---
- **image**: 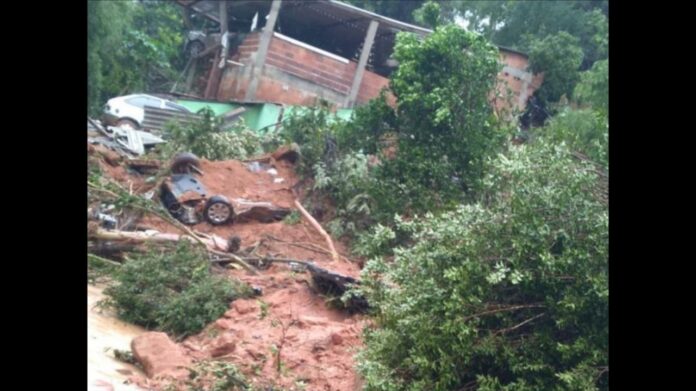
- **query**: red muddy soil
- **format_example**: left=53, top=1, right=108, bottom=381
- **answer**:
left=93, top=151, right=366, bottom=390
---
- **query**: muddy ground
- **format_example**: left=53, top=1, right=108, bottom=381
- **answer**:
left=88, top=284, right=147, bottom=391
left=89, top=149, right=367, bottom=390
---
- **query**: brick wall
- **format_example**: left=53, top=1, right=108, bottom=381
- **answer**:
left=264, top=34, right=357, bottom=96
left=217, top=32, right=396, bottom=107
left=216, top=34, right=539, bottom=113
left=495, top=50, right=544, bottom=115
left=357, top=70, right=393, bottom=105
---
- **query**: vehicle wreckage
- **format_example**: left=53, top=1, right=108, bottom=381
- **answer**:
left=160, top=152, right=292, bottom=226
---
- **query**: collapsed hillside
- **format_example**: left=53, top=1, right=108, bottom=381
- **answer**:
left=88, top=144, right=367, bottom=390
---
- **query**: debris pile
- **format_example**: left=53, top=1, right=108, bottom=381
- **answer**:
left=88, top=127, right=368, bottom=390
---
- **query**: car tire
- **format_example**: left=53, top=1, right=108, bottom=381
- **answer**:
left=188, top=40, right=205, bottom=58
left=170, top=152, right=201, bottom=174
left=116, top=118, right=139, bottom=130
left=204, top=196, right=234, bottom=225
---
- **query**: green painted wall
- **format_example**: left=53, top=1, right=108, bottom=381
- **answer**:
left=176, top=100, right=237, bottom=116
left=175, top=99, right=354, bottom=133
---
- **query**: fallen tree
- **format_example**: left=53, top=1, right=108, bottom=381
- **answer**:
left=89, top=225, right=368, bottom=312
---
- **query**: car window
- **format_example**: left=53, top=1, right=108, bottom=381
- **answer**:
left=143, top=97, right=163, bottom=108
left=125, top=97, right=148, bottom=108
left=165, top=102, right=190, bottom=112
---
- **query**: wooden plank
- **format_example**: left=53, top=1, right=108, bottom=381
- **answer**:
left=204, top=51, right=222, bottom=99
left=244, top=0, right=282, bottom=101
left=345, top=19, right=379, bottom=108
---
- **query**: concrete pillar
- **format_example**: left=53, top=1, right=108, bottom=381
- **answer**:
left=244, top=0, right=282, bottom=102
left=345, top=19, right=379, bottom=108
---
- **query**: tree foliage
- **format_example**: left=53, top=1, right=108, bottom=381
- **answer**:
left=280, top=26, right=506, bottom=229
left=336, top=91, right=398, bottom=155
left=574, top=59, right=609, bottom=116
left=413, top=0, right=443, bottom=29
left=161, top=108, right=265, bottom=161
left=446, top=1, right=608, bottom=107
left=88, top=0, right=133, bottom=114
left=279, top=102, right=346, bottom=176
left=538, top=109, right=608, bottom=169
left=528, top=32, right=585, bottom=105
left=101, top=242, right=252, bottom=338
left=87, top=0, right=186, bottom=115
left=380, top=25, right=503, bottom=210
left=355, top=140, right=608, bottom=390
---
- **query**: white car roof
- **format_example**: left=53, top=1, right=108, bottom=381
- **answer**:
left=114, top=94, right=164, bottom=101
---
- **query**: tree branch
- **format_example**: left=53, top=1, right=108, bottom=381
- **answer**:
left=462, top=304, right=545, bottom=321
left=493, top=312, right=546, bottom=336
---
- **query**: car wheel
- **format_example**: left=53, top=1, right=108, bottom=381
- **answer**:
left=159, top=184, right=184, bottom=219
left=188, top=41, right=205, bottom=58
left=204, top=196, right=234, bottom=225
left=170, top=152, right=201, bottom=174
left=116, top=118, right=139, bottom=130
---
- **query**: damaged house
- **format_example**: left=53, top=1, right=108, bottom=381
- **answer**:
left=176, top=0, right=542, bottom=115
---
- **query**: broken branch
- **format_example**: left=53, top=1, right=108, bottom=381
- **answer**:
left=293, top=200, right=340, bottom=263
left=89, top=227, right=258, bottom=274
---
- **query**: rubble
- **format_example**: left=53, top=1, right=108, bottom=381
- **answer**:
left=89, top=141, right=367, bottom=390
left=131, top=332, right=192, bottom=380
left=88, top=117, right=165, bottom=158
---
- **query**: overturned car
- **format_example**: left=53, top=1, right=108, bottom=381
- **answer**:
left=159, top=153, right=291, bottom=226
left=159, top=153, right=233, bottom=225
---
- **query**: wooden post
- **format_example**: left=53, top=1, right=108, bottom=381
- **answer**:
left=203, top=1, right=229, bottom=100
left=345, top=20, right=379, bottom=108
left=182, top=7, right=192, bottom=29
left=244, top=0, right=282, bottom=102
left=204, top=51, right=221, bottom=99
left=218, top=0, right=228, bottom=68
left=184, top=57, right=198, bottom=93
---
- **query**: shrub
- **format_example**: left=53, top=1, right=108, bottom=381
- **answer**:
left=335, top=91, right=397, bottom=155
left=161, top=107, right=262, bottom=161
left=573, top=59, right=608, bottom=115
left=355, top=140, right=608, bottom=390
left=314, top=151, right=375, bottom=238
left=279, top=101, right=344, bottom=175
left=536, top=108, right=608, bottom=167
left=361, top=25, right=504, bottom=220
left=101, top=241, right=252, bottom=338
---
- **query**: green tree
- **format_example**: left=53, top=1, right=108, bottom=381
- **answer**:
left=446, top=0, right=512, bottom=39
left=413, top=0, right=443, bottom=29
left=574, top=59, right=609, bottom=115
left=88, top=0, right=133, bottom=114
left=87, top=0, right=186, bottom=115
left=448, top=1, right=608, bottom=108
left=492, top=1, right=607, bottom=69
left=356, top=140, right=608, bottom=391
left=376, top=24, right=503, bottom=213
left=528, top=32, right=584, bottom=105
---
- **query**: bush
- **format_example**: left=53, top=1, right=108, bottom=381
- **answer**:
left=161, top=107, right=262, bottom=161
left=528, top=32, right=584, bottom=105
left=536, top=108, right=608, bottom=167
left=101, top=241, right=252, bottom=338
left=279, top=101, right=344, bottom=175
left=335, top=91, right=397, bottom=155
left=367, top=25, right=504, bottom=218
left=355, top=140, right=608, bottom=390
left=573, top=59, right=608, bottom=115
left=314, top=151, right=375, bottom=238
